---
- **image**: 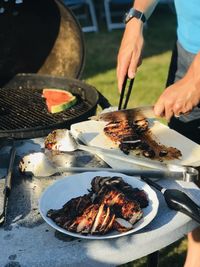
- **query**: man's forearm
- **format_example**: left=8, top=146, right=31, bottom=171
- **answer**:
left=191, top=51, right=200, bottom=91
left=133, top=0, right=159, bottom=20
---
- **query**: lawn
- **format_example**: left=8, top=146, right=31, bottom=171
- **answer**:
left=83, top=4, right=177, bottom=108
left=81, top=3, right=188, bottom=267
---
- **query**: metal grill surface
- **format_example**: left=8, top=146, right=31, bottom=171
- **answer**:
left=0, top=74, right=99, bottom=139
left=0, top=86, right=91, bottom=130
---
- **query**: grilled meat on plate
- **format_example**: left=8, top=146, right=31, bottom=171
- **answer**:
left=47, top=176, right=149, bottom=235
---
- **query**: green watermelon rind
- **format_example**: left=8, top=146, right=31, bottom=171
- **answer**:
left=50, top=96, right=77, bottom=113
left=42, top=88, right=77, bottom=113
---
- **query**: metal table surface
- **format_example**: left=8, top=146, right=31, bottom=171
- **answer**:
left=0, top=138, right=199, bottom=267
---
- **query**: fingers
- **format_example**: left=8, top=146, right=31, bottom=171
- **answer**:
left=117, top=21, right=144, bottom=92
left=128, top=50, right=138, bottom=79
left=117, top=60, right=129, bottom=92
left=165, top=108, right=174, bottom=121
left=154, top=96, right=174, bottom=121
left=117, top=47, right=142, bottom=91
left=154, top=96, right=188, bottom=121
left=154, top=100, right=165, bottom=118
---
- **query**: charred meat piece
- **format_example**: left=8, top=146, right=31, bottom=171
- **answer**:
left=103, top=118, right=182, bottom=161
left=67, top=203, right=116, bottom=235
left=123, top=187, right=149, bottom=208
left=90, top=204, right=115, bottom=234
left=67, top=204, right=99, bottom=233
left=103, top=119, right=150, bottom=156
left=104, top=120, right=140, bottom=143
left=91, top=176, right=149, bottom=208
left=46, top=176, right=148, bottom=236
left=101, top=189, right=143, bottom=224
left=47, top=194, right=92, bottom=227
left=91, top=176, right=123, bottom=194
left=121, top=199, right=143, bottom=224
left=113, top=218, right=133, bottom=233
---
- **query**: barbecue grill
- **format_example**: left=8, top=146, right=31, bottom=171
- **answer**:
left=0, top=0, right=110, bottom=139
left=0, top=74, right=107, bottom=139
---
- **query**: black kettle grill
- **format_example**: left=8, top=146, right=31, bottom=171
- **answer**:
left=0, top=0, right=110, bottom=140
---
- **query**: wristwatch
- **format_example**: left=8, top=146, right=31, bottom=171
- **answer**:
left=124, top=8, right=146, bottom=24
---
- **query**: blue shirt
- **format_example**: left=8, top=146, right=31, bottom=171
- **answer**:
left=174, top=0, right=200, bottom=54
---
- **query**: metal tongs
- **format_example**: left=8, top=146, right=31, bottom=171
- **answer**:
left=142, top=176, right=200, bottom=224
left=0, top=140, right=16, bottom=226
left=118, top=75, right=134, bottom=110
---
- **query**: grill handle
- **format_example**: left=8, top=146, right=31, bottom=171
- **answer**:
left=97, top=91, right=111, bottom=109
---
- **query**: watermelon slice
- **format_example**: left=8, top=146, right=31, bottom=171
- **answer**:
left=42, top=88, right=77, bottom=114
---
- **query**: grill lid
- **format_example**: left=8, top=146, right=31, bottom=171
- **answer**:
left=0, top=74, right=99, bottom=139
left=0, top=0, right=85, bottom=87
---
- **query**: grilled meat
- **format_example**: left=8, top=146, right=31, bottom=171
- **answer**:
left=47, top=194, right=92, bottom=227
left=90, top=203, right=115, bottom=234
left=67, top=204, right=99, bottom=233
left=47, top=176, right=148, bottom=235
left=121, top=199, right=143, bottom=224
left=100, top=189, right=143, bottom=224
left=104, top=120, right=144, bottom=143
left=104, top=119, right=182, bottom=161
left=91, top=176, right=149, bottom=208
left=113, top=218, right=133, bottom=232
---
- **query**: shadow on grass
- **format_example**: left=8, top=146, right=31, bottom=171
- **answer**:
left=83, top=5, right=177, bottom=80
left=120, top=238, right=187, bottom=267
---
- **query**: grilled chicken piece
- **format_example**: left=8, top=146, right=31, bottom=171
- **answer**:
left=67, top=203, right=115, bottom=235
left=91, top=176, right=149, bottom=208
left=104, top=120, right=140, bottom=143
left=104, top=118, right=182, bottom=160
left=104, top=119, right=150, bottom=155
left=121, top=199, right=143, bottom=224
left=90, top=203, right=115, bottom=234
left=101, top=189, right=143, bottom=224
left=67, top=204, right=99, bottom=233
left=47, top=194, right=92, bottom=227
left=113, top=218, right=133, bottom=233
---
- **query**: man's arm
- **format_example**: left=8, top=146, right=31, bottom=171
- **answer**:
left=117, top=0, right=159, bottom=91
left=154, top=51, right=200, bottom=120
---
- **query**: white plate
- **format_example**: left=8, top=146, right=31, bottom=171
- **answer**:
left=39, top=171, right=159, bottom=240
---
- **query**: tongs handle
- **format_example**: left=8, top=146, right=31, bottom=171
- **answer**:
left=5, top=144, right=16, bottom=196
left=142, top=176, right=200, bottom=224
left=118, top=76, right=134, bottom=110
left=164, top=189, right=200, bottom=224
left=0, top=142, right=16, bottom=226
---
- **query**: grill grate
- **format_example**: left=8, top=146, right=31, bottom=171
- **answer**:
left=0, top=87, right=90, bottom=130
left=0, top=74, right=99, bottom=138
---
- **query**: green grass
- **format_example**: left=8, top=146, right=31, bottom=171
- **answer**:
left=83, top=5, right=177, bottom=108
left=81, top=4, right=187, bottom=267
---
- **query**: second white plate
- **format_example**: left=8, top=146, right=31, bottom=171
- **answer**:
left=39, top=171, right=159, bottom=240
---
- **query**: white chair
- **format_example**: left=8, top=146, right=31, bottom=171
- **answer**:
left=104, top=0, right=132, bottom=31
left=63, top=0, right=98, bottom=32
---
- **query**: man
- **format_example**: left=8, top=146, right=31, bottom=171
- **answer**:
left=117, top=1, right=200, bottom=266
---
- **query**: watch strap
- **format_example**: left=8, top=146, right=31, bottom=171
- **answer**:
left=125, top=8, right=146, bottom=24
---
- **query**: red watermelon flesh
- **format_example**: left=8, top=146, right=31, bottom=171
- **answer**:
left=42, top=88, right=77, bottom=113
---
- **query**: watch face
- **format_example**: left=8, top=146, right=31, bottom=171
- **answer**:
left=124, top=8, right=146, bottom=24
left=124, top=9, right=133, bottom=23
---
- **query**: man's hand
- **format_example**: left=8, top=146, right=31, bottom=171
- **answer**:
left=117, top=19, right=144, bottom=91
left=154, top=52, right=200, bottom=120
